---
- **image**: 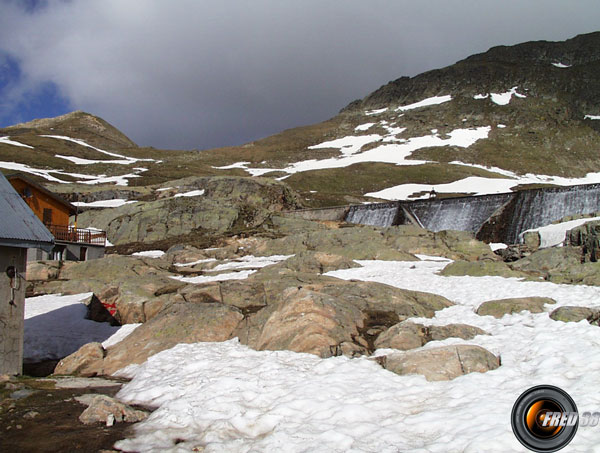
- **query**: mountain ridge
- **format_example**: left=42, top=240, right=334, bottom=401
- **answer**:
left=1, top=31, right=600, bottom=207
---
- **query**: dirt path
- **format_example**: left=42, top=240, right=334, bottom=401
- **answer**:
left=0, top=376, right=142, bottom=453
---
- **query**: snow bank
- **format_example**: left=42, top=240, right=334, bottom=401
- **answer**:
left=520, top=216, right=600, bottom=248
left=24, top=293, right=138, bottom=361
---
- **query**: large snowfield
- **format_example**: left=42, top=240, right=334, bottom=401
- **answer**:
left=24, top=253, right=600, bottom=452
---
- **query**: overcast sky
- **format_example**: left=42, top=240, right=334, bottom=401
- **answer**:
left=0, top=0, right=598, bottom=150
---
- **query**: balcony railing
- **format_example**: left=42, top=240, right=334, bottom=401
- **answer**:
left=46, top=224, right=107, bottom=246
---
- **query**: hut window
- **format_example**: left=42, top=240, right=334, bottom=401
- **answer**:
left=43, top=208, right=53, bottom=225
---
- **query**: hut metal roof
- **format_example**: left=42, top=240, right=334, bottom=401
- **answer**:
left=0, top=173, right=54, bottom=252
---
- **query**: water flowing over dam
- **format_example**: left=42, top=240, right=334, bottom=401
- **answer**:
left=285, top=183, right=600, bottom=244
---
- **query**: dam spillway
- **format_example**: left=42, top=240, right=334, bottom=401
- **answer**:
left=284, top=183, right=600, bottom=244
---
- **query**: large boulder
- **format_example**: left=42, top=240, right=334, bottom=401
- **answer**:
left=77, top=394, right=148, bottom=425
left=381, top=345, right=500, bottom=381
left=250, top=288, right=365, bottom=357
left=476, top=297, right=556, bottom=318
left=102, top=301, right=243, bottom=375
left=54, top=342, right=105, bottom=377
left=549, top=306, right=600, bottom=325
left=440, top=260, right=529, bottom=278
left=374, top=322, right=487, bottom=350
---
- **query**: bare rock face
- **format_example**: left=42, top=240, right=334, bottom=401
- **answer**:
left=54, top=342, right=105, bottom=377
left=476, top=297, right=556, bottom=318
left=374, top=322, right=487, bottom=350
left=382, top=345, right=500, bottom=381
left=102, top=302, right=243, bottom=375
left=77, top=394, right=148, bottom=425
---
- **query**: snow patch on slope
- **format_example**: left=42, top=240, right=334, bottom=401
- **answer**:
left=395, top=95, right=452, bottom=112
left=0, top=136, right=34, bottom=149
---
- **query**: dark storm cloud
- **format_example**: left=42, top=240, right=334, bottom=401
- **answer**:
left=0, top=0, right=598, bottom=149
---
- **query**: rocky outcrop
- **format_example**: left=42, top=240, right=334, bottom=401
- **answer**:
left=381, top=345, right=500, bottom=381
left=566, top=220, right=600, bottom=262
left=76, top=176, right=301, bottom=246
left=509, top=246, right=600, bottom=285
left=476, top=297, right=556, bottom=318
left=247, top=225, right=496, bottom=262
left=234, top=273, right=454, bottom=358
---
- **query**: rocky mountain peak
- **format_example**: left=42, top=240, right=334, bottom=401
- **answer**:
left=2, top=110, right=137, bottom=150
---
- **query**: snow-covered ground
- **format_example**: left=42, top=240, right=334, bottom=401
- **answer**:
left=107, top=256, right=600, bottom=452
left=24, top=293, right=139, bottom=361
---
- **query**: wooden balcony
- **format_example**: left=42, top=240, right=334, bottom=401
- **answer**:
left=46, top=224, right=107, bottom=246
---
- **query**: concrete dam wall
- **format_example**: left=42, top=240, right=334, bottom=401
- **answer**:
left=284, top=183, right=600, bottom=244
